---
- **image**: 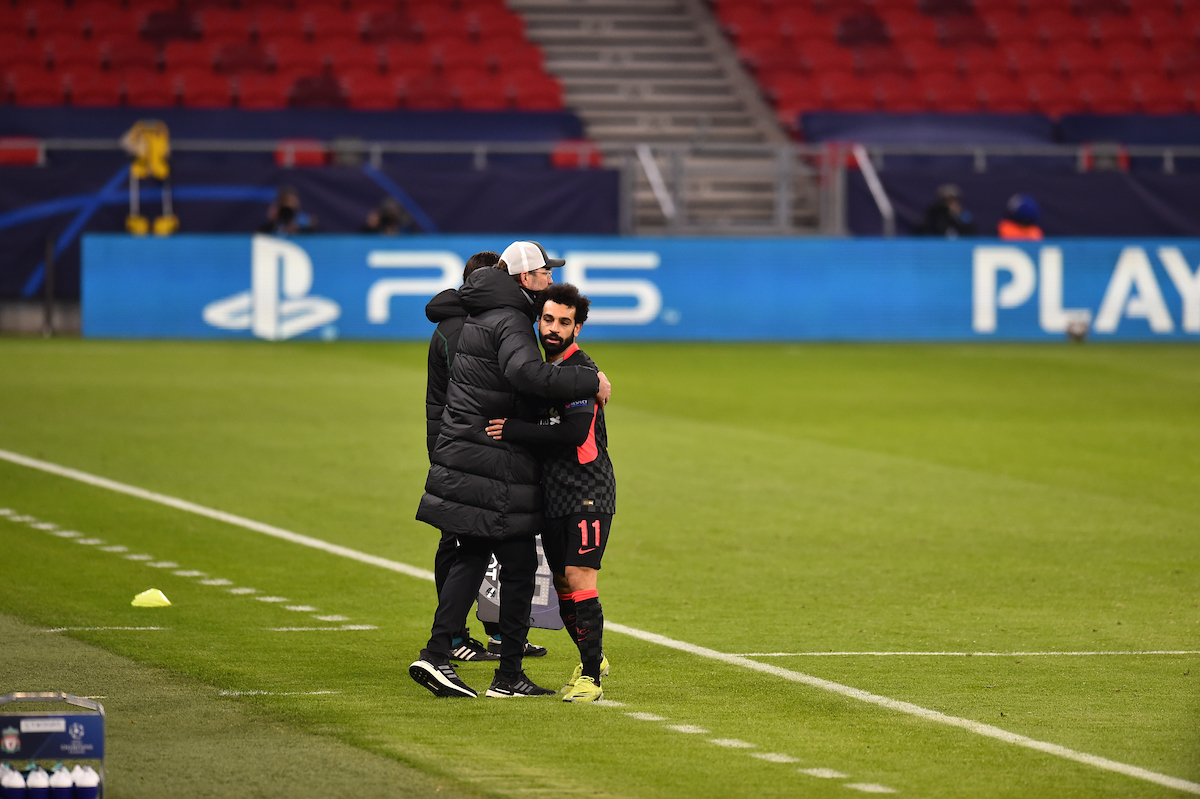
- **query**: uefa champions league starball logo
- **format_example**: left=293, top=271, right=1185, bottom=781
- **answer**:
left=69, top=722, right=85, bottom=740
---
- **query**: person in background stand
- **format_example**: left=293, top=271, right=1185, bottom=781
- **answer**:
left=363, top=197, right=418, bottom=235
left=258, top=185, right=317, bottom=235
left=997, top=194, right=1044, bottom=240
left=914, top=183, right=976, bottom=238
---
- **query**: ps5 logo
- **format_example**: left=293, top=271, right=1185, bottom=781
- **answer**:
left=203, top=236, right=341, bottom=340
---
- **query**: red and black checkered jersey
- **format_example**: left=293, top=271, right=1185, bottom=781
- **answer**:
left=540, top=346, right=616, bottom=517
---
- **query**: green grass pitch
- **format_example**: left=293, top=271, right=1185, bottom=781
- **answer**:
left=0, top=339, right=1197, bottom=798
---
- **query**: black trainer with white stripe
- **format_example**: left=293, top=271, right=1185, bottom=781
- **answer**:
left=409, top=656, right=477, bottom=698
left=484, top=670, right=555, bottom=697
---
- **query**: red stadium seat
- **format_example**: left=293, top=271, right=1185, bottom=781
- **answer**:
left=360, top=10, right=412, bottom=43
left=383, top=42, right=436, bottom=74
left=124, top=67, right=177, bottom=107
left=855, top=45, right=908, bottom=75
left=1106, top=40, right=1156, bottom=77
left=45, top=39, right=106, bottom=73
left=797, top=38, right=857, bottom=72
left=981, top=10, right=1035, bottom=44
left=1003, top=40, right=1052, bottom=76
left=815, top=0, right=874, bottom=17
left=774, top=7, right=829, bottom=41
left=82, top=4, right=138, bottom=41
left=68, top=72, right=122, bottom=106
left=215, top=41, right=274, bottom=73
left=0, top=35, right=40, bottom=73
left=973, top=69, right=1030, bottom=110
left=302, top=7, right=362, bottom=41
left=721, top=7, right=780, bottom=42
left=251, top=9, right=307, bottom=42
left=957, top=45, right=1005, bottom=76
left=504, top=68, right=564, bottom=110
left=486, top=39, right=545, bottom=73
left=139, top=8, right=202, bottom=44
left=409, top=7, right=469, bottom=42
left=1056, top=39, right=1105, bottom=77
left=28, top=6, right=85, bottom=39
left=314, top=35, right=380, bottom=73
left=937, top=16, right=996, bottom=47
left=741, top=39, right=807, bottom=77
left=8, top=67, right=67, bottom=106
left=400, top=72, right=455, bottom=109
left=816, top=68, right=874, bottom=110
left=1073, top=69, right=1128, bottom=112
left=198, top=10, right=252, bottom=43
left=1072, top=0, right=1130, bottom=16
left=837, top=14, right=892, bottom=47
left=880, top=9, right=938, bottom=43
left=1025, top=70, right=1076, bottom=115
left=0, top=7, right=34, bottom=39
left=291, top=73, right=346, bottom=107
left=901, top=38, right=958, bottom=74
left=465, top=6, right=525, bottom=41
left=1087, top=15, right=1141, bottom=46
left=1030, top=9, right=1089, bottom=45
left=920, top=69, right=979, bottom=110
left=1131, top=73, right=1189, bottom=112
left=1165, top=44, right=1200, bottom=78
left=450, top=68, right=509, bottom=110
left=176, top=68, right=233, bottom=107
left=163, top=41, right=219, bottom=72
left=104, top=38, right=161, bottom=72
left=919, top=0, right=976, bottom=17
left=237, top=72, right=294, bottom=108
left=872, top=72, right=922, bottom=109
left=437, top=41, right=491, bottom=73
left=1138, top=9, right=1189, bottom=48
left=340, top=68, right=399, bottom=109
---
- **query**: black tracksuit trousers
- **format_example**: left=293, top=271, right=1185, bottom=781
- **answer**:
left=426, top=534, right=537, bottom=677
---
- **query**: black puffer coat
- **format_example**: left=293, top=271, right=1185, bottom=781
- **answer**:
left=416, top=267, right=600, bottom=539
left=425, top=288, right=467, bottom=457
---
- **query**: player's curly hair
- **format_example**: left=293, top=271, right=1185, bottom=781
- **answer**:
left=539, top=282, right=590, bottom=324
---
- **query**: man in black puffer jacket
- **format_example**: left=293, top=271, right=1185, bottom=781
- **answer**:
left=411, top=241, right=610, bottom=699
left=424, top=250, right=504, bottom=664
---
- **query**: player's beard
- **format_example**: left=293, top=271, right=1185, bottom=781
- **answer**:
left=540, top=330, right=575, bottom=357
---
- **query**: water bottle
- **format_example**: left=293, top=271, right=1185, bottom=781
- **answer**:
left=22, top=767, right=46, bottom=799
left=73, top=766, right=98, bottom=799
left=47, top=766, right=72, bottom=799
left=0, top=765, right=25, bottom=799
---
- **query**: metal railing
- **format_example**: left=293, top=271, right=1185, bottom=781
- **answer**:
left=5, top=137, right=1199, bottom=237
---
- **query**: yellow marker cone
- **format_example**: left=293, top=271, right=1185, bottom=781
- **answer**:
left=131, top=589, right=171, bottom=607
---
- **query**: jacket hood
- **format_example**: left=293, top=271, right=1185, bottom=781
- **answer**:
left=425, top=288, right=466, bottom=323
left=460, top=266, right=536, bottom=320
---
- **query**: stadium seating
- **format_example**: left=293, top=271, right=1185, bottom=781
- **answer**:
left=2, top=0, right=562, bottom=113
left=715, top=0, right=1200, bottom=124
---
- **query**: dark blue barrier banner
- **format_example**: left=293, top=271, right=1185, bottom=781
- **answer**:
left=82, top=234, right=1200, bottom=341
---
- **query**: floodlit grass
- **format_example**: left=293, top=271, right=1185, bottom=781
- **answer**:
left=0, top=340, right=1197, bottom=798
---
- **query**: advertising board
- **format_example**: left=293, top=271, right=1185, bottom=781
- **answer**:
left=82, top=234, right=1200, bottom=341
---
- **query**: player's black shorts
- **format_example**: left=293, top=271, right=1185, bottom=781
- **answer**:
left=542, top=512, right=612, bottom=574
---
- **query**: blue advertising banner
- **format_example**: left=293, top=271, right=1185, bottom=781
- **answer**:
left=82, top=234, right=1200, bottom=341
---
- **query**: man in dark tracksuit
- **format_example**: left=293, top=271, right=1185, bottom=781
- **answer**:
left=411, top=241, right=609, bottom=699
left=424, top=250, right=504, bottom=664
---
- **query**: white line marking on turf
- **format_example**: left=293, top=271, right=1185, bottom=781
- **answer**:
left=710, top=739, right=756, bottom=749
left=53, top=531, right=83, bottom=538
left=266, top=625, right=377, bottom=632
left=285, top=605, right=319, bottom=612
left=173, top=570, right=205, bottom=577
left=313, top=614, right=348, bottom=621
left=227, top=587, right=257, bottom=594
left=124, top=554, right=153, bottom=561
left=200, top=578, right=233, bottom=586
left=741, top=651, right=1200, bottom=657
left=592, top=699, right=625, bottom=707
left=6, top=448, right=1197, bottom=796
left=43, top=626, right=168, bottom=633
left=626, top=712, right=667, bottom=722
left=217, top=690, right=342, bottom=697
left=753, top=753, right=801, bottom=763
left=802, top=768, right=849, bottom=779
left=845, top=783, right=897, bottom=793
left=665, top=725, right=709, bottom=734
left=99, top=545, right=129, bottom=552
left=256, top=596, right=289, bottom=603
left=0, top=448, right=434, bottom=581
left=76, top=538, right=104, bottom=545
left=148, top=561, right=179, bottom=569
left=32, top=522, right=58, bottom=530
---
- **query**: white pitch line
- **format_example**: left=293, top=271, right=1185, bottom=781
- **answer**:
left=740, top=651, right=1200, bottom=657
left=217, top=690, right=342, bottom=697
left=4, top=447, right=1197, bottom=796
left=0, top=448, right=434, bottom=582
left=43, top=626, right=168, bottom=633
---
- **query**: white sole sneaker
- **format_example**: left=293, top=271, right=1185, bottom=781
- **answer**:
left=409, top=659, right=477, bottom=698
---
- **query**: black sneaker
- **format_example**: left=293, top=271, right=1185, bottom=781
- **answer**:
left=484, top=670, right=555, bottom=698
left=409, top=656, right=477, bottom=698
left=450, top=630, right=500, bottom=662
left=487, top=636, right=548, bottom=658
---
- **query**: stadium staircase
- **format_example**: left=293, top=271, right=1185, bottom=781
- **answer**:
left=510, top=0, right=823, bottom=233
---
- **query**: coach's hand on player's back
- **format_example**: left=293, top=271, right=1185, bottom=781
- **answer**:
left=597, top=371, right=611, bottom=406
left=485, top=419, right=507, bottom=440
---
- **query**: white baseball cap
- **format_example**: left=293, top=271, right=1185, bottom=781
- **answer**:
left=500, top=241, right=565, bottom=275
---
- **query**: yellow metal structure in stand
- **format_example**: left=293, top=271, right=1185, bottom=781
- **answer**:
left=121, top=121, right=178, bottom=236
